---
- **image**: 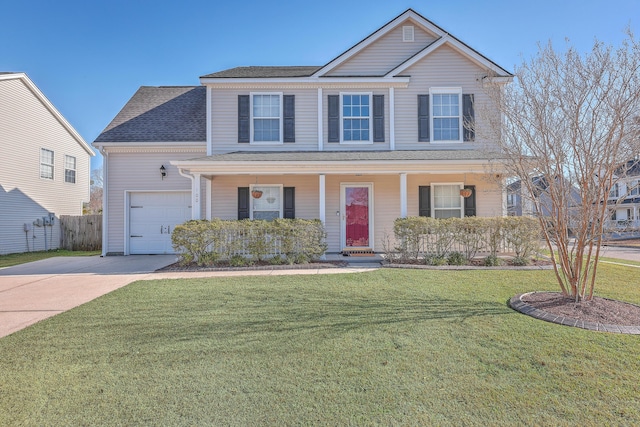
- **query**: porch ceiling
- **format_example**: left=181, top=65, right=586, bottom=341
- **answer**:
left=171, top=150, right=507, bottom=175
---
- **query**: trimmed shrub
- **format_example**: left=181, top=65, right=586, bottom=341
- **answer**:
left=447, top=251, right=466, bottom=266
left=171, top=218, right=327, bottom=266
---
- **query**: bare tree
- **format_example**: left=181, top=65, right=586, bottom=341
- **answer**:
left=482, top=32, right=640, bottom=302
left=85, top=166, right=103, bottom=214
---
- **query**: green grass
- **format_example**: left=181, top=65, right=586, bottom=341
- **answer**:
left=0, top=249, right=101, bottom=268
left=1, top=266, right=640, bottom=425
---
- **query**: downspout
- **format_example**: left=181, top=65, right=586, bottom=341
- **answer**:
left=178, top=168, right=198, bottom=220
left=99, top=146, right=108, bottom=257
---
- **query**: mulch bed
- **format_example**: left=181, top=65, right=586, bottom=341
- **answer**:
left=521, top=292, right=640, bottom=327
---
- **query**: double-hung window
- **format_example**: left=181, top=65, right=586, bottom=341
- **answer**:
left=432, top=183, right=463, bottom=218
left=65, top=155, right=76, bottom=184
left=40, top=148, right=54, bottom=180
left=252, top=93, right=282, bottom=143
left=430, top=88, right=462, bottom=142
left=250, top=185, right=283, bottom=220
left=342, top=93, right=371, bottom=143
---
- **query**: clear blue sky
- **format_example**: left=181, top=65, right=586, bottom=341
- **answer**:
left=2, top=0, right=638, bottom=170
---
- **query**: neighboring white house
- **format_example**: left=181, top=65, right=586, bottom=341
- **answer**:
left=0, top=72, right=94, bottom=255
left=607, top=160, right=640, bottom=229
left=93, top=8, right=513, bottom=256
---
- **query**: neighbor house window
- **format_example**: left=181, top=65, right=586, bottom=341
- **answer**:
left=609, top=183, right=619, bottom=199
left=629, top=180, right=638, bottom=196
left=430, top=88, right=462, bottom=142
left=432, top=184, right=463, bottom=218
left=251, top=185, right=282, bottom=220
left=40, top=148, right=54, bottom=180
left=252, top=93, right=282, bottom=142
left=64, top=155, right=76, bottom=184
left=342, top=93, right=371, bottom=143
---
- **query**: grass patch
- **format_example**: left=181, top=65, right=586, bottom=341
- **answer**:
left=1, top=266, right=640, bottom=425
left=0, top=249, right=100, bottom=268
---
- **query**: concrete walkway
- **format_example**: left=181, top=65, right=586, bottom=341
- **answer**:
left=0, top=255, right=378, bottom=338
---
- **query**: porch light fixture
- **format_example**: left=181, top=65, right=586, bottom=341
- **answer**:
left=460, top=188, right=472, bottom=198
left=160, top=165, right=167, bottom=180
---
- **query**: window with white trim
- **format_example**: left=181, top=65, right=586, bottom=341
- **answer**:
left=250, top=185, right=283, bottom=220
left=40, top=148, right=54, bottom=180
left=629, top=180, right=639, bottom=196
left=64, top=155, right=76, bottom=184
left=342, top=93, right=371, bottom=143
left=430, top=88, right=462, bottom=142
left=432, top=184, right=463, bottom=218
left=252, top=93, right=282, bottom=143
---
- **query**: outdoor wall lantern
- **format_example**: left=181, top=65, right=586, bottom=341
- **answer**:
left=160, top=165, right=167, bottom=180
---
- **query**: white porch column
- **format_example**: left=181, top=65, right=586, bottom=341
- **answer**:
left=400, top=173, right=407, bottom=218
left=389, top=87, right=395, bottom=151
left=192, top=173, right=201, bottom=220
left=319, top=174, right=326, bottom=224
left=205, top=177, right=212, bottom=220
left=317, top=88, right=324, bottom=151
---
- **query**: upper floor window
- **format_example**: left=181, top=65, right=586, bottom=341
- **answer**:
left=610, top=183, right=619, bottom=199
left=629, top=180, right=639, bottom=196
left=65, top=155, right=76, bottom=184
left=40, top=148, right=54, bottom=180
left=342, top=93, right=372, bottom=143
left=252, top=93, right=282, bottom=143
left=430, top=88, right=462, bottom=142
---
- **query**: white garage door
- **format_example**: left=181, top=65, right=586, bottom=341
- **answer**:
left=129, top=192, right=192, bottom=254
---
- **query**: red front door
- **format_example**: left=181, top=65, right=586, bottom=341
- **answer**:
left=343, top=185, right=371, bottom=248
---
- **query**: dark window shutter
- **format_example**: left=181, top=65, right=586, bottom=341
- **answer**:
left=373, top=94, right=385, bottom=142
left=283, top=95, right=295, bottom=143
left=238, top=187, right=250, bottom=219
left=238, top=95, right=250, bottom=143
left=419, top=186, right=431, bottom=217
left=464, top=185, right=476, bottom=217
left=328, top=95, right=340, bottom=143
left=418, top=95, right=430, bottom=142
left=283, top=187, right=295, bottom=219
left=463, top=94, right=475, bottom=142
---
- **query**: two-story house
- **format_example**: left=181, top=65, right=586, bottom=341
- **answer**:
left=94, top=9, right=513, bottom=256
left=0, top=72, right=94, bottom=255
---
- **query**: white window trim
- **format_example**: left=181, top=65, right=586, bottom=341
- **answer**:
left=249, top=184, right=284, bottom=220
left=429, top=87, right=463, bottom=144
left=64, top=155, right=77, bottom=184
left=431, top=182, right=464, bottom=218
left=40, top=148, right=54, bottom=180
left=250, top=92, right=284, bottom=145
left=340, top=92, right=373, bottom=145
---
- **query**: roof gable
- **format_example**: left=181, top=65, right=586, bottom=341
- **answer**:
left=313, top=8, right=512, bottom=78
left=0, top=73, right=94, bottom=156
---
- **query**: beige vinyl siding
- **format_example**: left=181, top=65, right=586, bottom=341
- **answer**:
left=210, top=88, right=318, bottom=153
left=210, top=175, right=319, bottom=220
left=406, top=174, right=504, bottom=218
left=0, top=78, right=91, bottom=255
left=105, top=151, right=202, bottom=254
left=394, top=44, right=491, bottom=150
left=322, top=89, right=390, bottom=150
left=326, top=22, right=437, bottom=77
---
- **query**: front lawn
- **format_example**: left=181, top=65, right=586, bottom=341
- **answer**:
left=1, top=266, right=639, bottom=425
left=0, top=249, right=101, bottom=268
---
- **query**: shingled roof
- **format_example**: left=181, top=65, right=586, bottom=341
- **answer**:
left=94, top=86, right=206, bottom=143
left=201, top=66, right=322, bottom=79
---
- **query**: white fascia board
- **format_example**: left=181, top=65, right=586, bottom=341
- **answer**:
left=170, top=159, right=503, bottom=175
left=311, top=9, right=444, bottom=77
left=200, top=77, right=410, bottom=88
left=2, top=73, right=95, bottom=156
left=385, top=35, right=513, bottom=78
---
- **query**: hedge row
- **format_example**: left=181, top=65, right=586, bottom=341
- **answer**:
left=389, top=216, right=541, bottom=265
left=171, top=219, right=327, bottom=266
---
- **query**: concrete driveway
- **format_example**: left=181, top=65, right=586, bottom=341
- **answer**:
left=0, top=255, right=376, bottom=339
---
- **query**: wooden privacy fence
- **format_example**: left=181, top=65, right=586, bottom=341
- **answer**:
left=60, top=215, right=102, bottom=251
